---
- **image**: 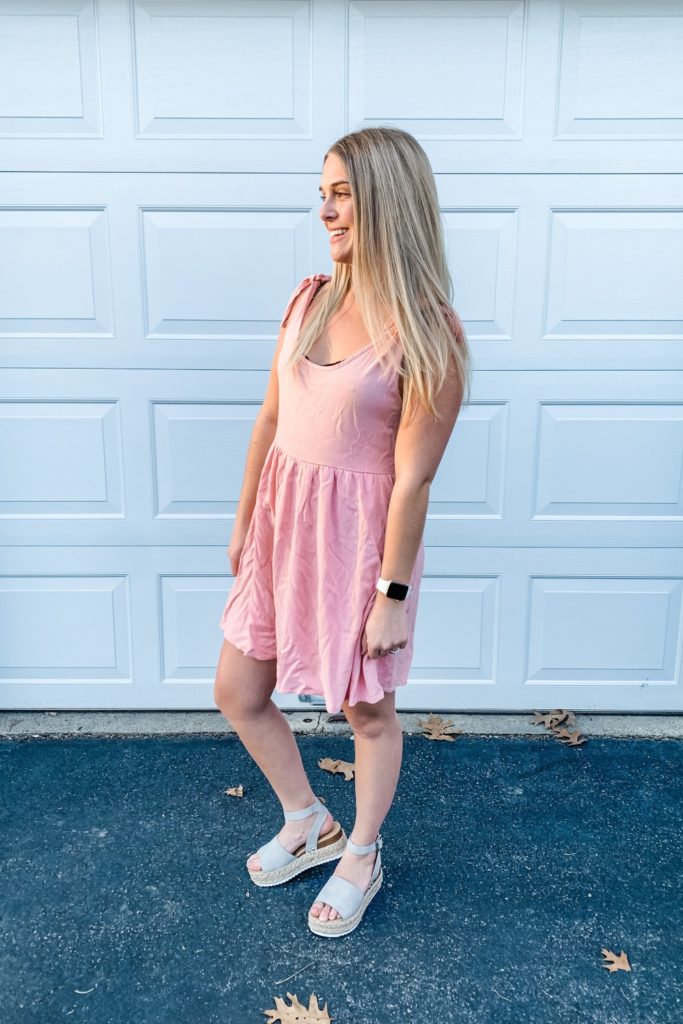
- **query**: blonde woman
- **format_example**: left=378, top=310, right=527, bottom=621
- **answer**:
left=214, top=126, right=471, bottom=937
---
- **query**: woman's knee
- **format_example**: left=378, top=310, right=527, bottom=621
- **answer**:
left=343, top=692, right=400, bottom=739
left=213, top=639, right=277, bottom=717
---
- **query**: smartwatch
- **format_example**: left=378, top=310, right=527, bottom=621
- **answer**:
left=376, top=576, right=412, bottom=601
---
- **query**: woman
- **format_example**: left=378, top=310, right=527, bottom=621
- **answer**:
left=214, top=126, right=472, bottom=938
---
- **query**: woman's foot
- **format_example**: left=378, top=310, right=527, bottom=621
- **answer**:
left=309, top=841, right=377, bottom=921
left=246, top=806, right=335, bottom=872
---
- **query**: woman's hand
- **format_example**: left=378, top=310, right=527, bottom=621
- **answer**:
left=361, top=595, right=409, bottom=658
left=226, top=522, right=250, bottom=577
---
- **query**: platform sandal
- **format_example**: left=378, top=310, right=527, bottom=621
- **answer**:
left=247, top=795, right=347, bottom=888
left=307, top=833, right=383, bottom=937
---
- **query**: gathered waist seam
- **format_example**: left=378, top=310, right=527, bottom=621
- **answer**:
left=271, top=441, right=395, bottom=478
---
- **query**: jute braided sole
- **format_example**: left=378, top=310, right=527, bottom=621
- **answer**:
left=247, top=825, right=347, bottom=888
left=307, top=867, right=384, bottom=937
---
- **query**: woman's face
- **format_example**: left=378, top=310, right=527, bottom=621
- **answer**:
left=318, top=152, right=354, bottom=266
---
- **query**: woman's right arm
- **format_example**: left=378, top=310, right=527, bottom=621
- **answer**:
left=226, top=321, right=287, bottom=575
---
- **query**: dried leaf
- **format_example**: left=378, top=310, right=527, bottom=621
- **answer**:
left=264, top=991, right=333, bottom=1023
left=417, top=713, right=461, bottom=742
left=600, top=948, right=631, bottom=972
left=318, top=757, right=355, bottom=781
left=530, top=709, right=576, bottom=731
left=554, top=728, right=586, bottom=747
left=225, top=784, right=244, bottom=797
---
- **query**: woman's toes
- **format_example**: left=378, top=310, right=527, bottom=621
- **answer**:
left=310, top=901, right=322, bottom=918
left=247, top=854, right=261, bottom=871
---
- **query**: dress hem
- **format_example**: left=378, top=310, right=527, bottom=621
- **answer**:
left=275, top=678, right=406, bottom=716
left=221, top=631, right=276, bottom=662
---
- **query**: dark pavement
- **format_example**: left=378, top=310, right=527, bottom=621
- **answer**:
left=1, top=733, right=681, bottom=1024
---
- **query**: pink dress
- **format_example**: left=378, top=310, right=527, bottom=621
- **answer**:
left=218, top=274, right=425, bottom=714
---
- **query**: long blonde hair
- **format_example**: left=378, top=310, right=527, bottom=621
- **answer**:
left=285, top=126, right=472, bottom=423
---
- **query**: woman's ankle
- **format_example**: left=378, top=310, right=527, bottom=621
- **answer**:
left=282, top=792, right=318, bottom=814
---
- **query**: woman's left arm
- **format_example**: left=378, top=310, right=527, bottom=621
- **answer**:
left=362, top=360, right=464, bottom=657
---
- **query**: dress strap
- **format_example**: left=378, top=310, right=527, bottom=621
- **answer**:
left=280, top=274, right=330, bottom=329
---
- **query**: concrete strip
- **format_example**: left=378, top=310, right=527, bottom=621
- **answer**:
left=0, top=710, right=681, bottom=738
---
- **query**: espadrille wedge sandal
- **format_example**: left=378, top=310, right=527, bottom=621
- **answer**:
left=247, top=795, right=347, bottom=888
left=307, top=833, right=383, bottom=937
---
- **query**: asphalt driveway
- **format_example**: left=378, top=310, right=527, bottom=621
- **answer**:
left=1, top=730, right=681, bottom=1023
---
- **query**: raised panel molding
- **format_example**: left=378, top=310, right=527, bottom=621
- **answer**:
left=544, top=210, right=683, bottom=340
left=526, top=576, right=681, bottom=685
left=161, top=575, right=230, bottom=680
left=412, top=576, right=499, bottom=682
left=152, top=402, right=260, bottom=518
left=557, top=0, right=683, bottom=139
left=0, top=401, right=124, bottom=517
left=348, top=0, right=525, bottom=137
left=429, top=403, right=507, bottom=519
left=0, top=208, right=114, bottom=337
left=0, top=575, right=131, bottom=680
left=132, top=0, right=312, bottom=137
left=0, top=0, right=101, bottom=137
left=444, top=209, right=517, bottom=339
left=140, top=208, right=311, bottom=338
left=534, top=404, right=683, bottom=520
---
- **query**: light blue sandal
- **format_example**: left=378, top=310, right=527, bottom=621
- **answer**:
left=308, top=833, right=384, bottom=937
left=247, top=795, right=347, bottom=888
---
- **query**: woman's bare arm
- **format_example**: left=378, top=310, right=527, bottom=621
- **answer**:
left=232, top=322, right=286, bottom=533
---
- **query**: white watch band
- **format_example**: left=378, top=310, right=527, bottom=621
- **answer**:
left=376, top=576, right=412, bottom=599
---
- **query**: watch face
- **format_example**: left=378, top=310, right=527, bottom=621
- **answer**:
left=386, top=581, right=409, bottom=600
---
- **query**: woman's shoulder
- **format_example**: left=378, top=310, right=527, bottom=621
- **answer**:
left=280, top=274, right=332, bottom=327
left=439, top=300, right=467, bottom=346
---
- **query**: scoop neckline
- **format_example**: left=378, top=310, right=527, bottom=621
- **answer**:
left=303, top=342, right=374, bottom=369
left=300, top=276, right=375, bottom=369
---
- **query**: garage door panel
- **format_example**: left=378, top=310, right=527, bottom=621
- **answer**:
left=0, top=207, right=114, bottom=338
left=556, top=0, right=683, bottom=140
left=2, top=172, right=681, bottom=371
left=348, top=0, right=526, bottom=138
left=0, top=397, right=124, bottom=519
left=2, top=545, right=679, bottom=711
left=0, top=369, right=270, bottom=547
left=1, top=0, right=348, bottom=172
left=0, top=0, right=101, bottom=137
left=409, top=546, right=682, bottom=711
left=1, top=0, right=681, bottom=711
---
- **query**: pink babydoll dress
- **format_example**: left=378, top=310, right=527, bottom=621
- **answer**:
left=218, top=274, right=425, bottom=714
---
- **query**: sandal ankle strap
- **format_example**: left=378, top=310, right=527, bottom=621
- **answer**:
left=282, top=796, right=330, bottom=853
left=346, top=832, right=383, bottom=856
left=283, top=798, right=320, bottom=821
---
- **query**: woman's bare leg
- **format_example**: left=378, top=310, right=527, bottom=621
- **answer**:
left=213, top=639, right=334, bottom=869
left=309, top=690, right=402, bottom=921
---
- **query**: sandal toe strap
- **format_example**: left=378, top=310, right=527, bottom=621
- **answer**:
left=313, top=875, right=364, bottom=920
left=257, top=835, right=294, bottom=872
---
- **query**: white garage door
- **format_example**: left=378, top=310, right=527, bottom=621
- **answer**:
left=1, top=0, right=682, bottom=712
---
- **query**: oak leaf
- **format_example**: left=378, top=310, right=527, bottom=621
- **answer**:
left=318, top=757, right=355, bottom=781
left=264, top=991, right=333, bottom=1022
left=225, top=784, right=244, bottom=797
left=530, top=709, right=576, bottom=730
left=600, top=948, right=631, bottom=972
left=554, top=728, right=586, bottom=747
left=417, top=713, right=461, bottom=741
